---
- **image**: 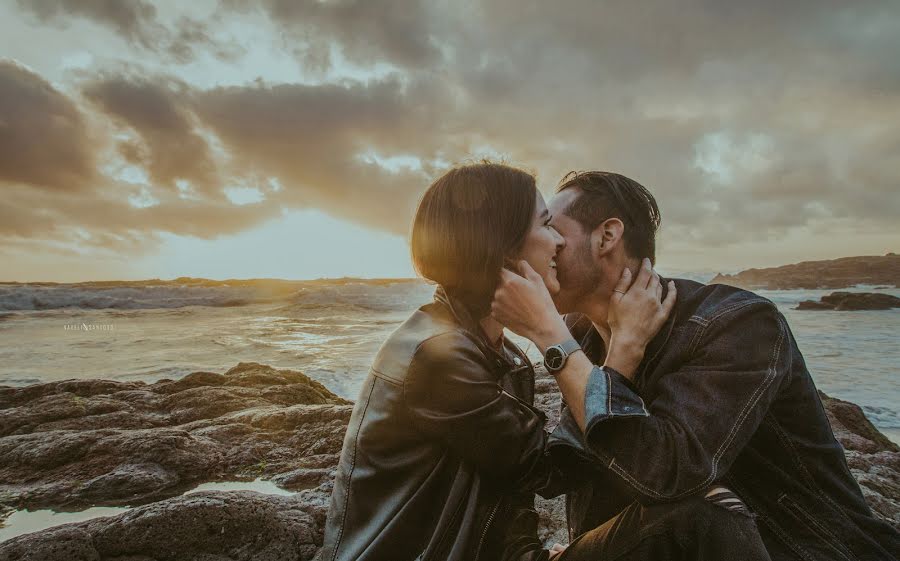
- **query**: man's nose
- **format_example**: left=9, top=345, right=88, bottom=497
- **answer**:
left=552, top=227, right=566, bottom=249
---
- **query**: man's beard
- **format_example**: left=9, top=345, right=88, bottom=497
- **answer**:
left=556, top=241, right=603, bottom=314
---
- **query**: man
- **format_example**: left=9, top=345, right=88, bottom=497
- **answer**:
left=492, top=171, right=899, bottom=560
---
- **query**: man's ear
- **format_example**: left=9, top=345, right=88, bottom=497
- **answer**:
left=590, top=218, right=625, bottom=259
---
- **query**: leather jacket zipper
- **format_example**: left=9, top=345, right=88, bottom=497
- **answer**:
left=473, top=499, right=503, bottom=561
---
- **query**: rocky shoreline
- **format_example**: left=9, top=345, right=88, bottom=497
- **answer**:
left=0, top=362, right=897, bottom=560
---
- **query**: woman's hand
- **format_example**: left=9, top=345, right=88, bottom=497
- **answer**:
left=605, top=258, right=676, bottom=380
left=491, top=261, right=570, bottom=351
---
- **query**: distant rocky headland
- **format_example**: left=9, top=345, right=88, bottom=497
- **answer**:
left=710, top=253, right=899, bottom=290
left=0, top=363, right=896, bottom=560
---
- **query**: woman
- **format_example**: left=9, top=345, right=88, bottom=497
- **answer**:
left=320, top=163, right=651, bottom=561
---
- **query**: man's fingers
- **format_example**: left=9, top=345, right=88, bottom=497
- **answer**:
left=655, top=279, right=663, bottom=301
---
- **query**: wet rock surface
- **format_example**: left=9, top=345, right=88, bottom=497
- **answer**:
left=0, top=363, right=896, bottom=560
left=0, top=362, right=351, bottom=516
left=797, top=291, right=900, bottom=310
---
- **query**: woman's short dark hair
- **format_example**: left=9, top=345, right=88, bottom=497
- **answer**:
left=411, top=162, right=537, bottom=316
left=556, top=171, right=661, bottom=264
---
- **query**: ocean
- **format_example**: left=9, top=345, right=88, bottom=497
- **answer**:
left=0, top=279, right=897, bottom=436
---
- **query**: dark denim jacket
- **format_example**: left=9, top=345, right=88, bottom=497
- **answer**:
left=549, top=278, right=899, bottom=561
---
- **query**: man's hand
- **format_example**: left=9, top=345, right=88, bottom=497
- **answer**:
left=548, top=543, right=568, bottom=560
left=605, top=258, right=676, bottom=380
left=491, top=261, right=570, bottom=350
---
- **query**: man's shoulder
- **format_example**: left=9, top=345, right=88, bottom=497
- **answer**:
left=672, top=278, right=778, bottom=326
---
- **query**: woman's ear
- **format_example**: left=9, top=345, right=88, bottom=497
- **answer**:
left=591, top=218, right=625, bottom=259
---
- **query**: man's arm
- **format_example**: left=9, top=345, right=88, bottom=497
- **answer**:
left=572, top=301, right=791, bottom=502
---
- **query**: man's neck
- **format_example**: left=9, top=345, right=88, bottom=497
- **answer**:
left=578, top=260, right=642, bottom=350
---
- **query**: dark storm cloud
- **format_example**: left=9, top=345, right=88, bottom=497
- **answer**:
left=192, top=77, right=443, bottom=233
left=82, top=74, right=221, bottom=196
left=2, top=0, right=898, bottom=259
left=15, top=0, right=243, bottom=63
left=222, top=0, right=440, bottom=70
left=0, top=60, right=95, bottom=191
left=0, top=181, right=282, bottom=252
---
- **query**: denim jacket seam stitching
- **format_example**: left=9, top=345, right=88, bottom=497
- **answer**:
left=760, top=514, right=818, bottom=561
left=688, top=299, right=771, bottom=353
left=706, top=298, right=771, bottom=326
left=606, top=368, right=612, bottom=417
left=778, top=494, right=857, bottom=561
left=605, top=310, right=785, bottom=500
left=768, top=413, right=858, bottom=532
left=330, top=377, right=377, bottom=561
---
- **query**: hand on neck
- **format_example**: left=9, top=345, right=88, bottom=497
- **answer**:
left=579, top=257, right=643, bottom=347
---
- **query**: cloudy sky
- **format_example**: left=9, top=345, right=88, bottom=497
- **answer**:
left=1, top=0, right=898, bottom=282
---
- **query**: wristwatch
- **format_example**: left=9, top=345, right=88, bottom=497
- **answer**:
left=543, top=339, right=582, bottom=373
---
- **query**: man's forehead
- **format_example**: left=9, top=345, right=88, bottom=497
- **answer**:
left=549, top=189, right=579, bottom=214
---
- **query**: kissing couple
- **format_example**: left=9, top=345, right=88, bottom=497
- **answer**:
left=319, top=163, right=899, bottom=561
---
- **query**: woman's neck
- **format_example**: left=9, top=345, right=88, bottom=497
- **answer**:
left=479, top=316, right=505, bottom=350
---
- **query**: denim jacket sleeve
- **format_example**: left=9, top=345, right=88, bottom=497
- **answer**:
left=403, top=331, right=557, bottom=493
left=564, top=301, right=791, bottom=502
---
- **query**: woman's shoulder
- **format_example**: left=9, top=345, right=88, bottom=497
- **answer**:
left=371, top=306, right=488, bottom=385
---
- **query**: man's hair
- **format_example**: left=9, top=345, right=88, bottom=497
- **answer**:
left=411, top=162, right=536, bottom=316
left=556, top=171, right=661, bottom=264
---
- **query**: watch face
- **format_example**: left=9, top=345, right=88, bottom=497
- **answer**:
left=545, top=347, right=564, bottom=370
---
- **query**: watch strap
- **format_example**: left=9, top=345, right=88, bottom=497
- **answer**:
left=557, top=338, right=581, bottom=356
left=544, top=338, right=581, bottom=372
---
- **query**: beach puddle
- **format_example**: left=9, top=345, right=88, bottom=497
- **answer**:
left=0, top=477, right=294, bottom=542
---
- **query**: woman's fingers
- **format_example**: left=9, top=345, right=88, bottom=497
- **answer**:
left=660, top=280, right=677, bottom=319
left=612, top=267, right=632, bottom=300
left=519, top=260, right=543, bottom=284
left=634, top=257, right=653, bottom=288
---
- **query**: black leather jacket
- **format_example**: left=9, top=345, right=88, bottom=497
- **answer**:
left=320, top=287, right=558, bottom=561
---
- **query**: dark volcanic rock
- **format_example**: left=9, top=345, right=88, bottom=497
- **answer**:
left=0, top=491, right=324, bottom=561
left=0, top=363, right=896, bottom=560
left=0, top=362, right=351, bottom=514
left=797, top=292, right=900, bottom=311
left=711, top=254, right=900, bottom=290
left=796, top=299, right=836, bottom=310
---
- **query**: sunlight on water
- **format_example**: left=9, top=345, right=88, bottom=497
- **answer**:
left=0, top=505, right=131, bottom=542
left=0, top=282, right=896, bottom=428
